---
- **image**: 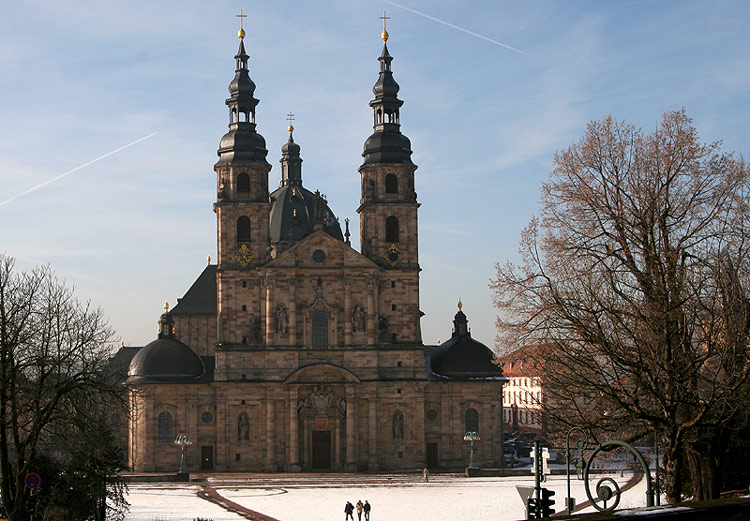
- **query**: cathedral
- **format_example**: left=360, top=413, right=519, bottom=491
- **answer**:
left=120, top=22, right=507, bottom=473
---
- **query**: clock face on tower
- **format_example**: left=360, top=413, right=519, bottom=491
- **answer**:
left=385, top=243, right=401, bottom=266
left=236, top=243, right=253, bottom=267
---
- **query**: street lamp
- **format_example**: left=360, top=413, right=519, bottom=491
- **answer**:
left=463, top=431, right=480, bottom=468
left=174, top=434, right=192, bottom=474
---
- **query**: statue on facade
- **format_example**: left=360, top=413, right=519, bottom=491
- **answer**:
left=275, top=306, right=289, bottom=333
left=250, top=316, right=262, bottom=343
left=238, top=413, right=250, bottom=441
left=392, top=411, right=404, bottom=439
left=353, top=305, right=366, bottom=333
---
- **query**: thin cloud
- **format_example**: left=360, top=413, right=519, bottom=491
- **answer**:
left=381, top=0, right=525, bottom=55
left=0, top=132, right=157, bottom=208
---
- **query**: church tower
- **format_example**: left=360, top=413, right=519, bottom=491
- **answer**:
left=358, top=22, right=421, bottom=344
left=213, top=25, right=271, bottom=346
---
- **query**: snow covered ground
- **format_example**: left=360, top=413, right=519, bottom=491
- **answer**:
left=125, top=472, right=652, bottom=521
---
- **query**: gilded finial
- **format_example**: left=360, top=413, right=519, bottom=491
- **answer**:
left=287, top=112, right=295, bottom=135
left=164, top=300, right=169, bottom=313
left=380, top=11, right=390, bottom=42
left=458, top=298, right=463, bottom=311
left=237, top=9, right=247, bottom=39
left=207, top=255, right=211, bottom=264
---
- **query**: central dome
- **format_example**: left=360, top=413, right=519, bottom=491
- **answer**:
left=269, top=185, right=343, bottom=246
left=269, top=129, right=343, bottom=250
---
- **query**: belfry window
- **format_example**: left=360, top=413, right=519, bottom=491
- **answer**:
left=385, top=174, right=398, bottom=194
left=464, top=408, right=479, bottom=433
left=385, top=216, right=400, bottom=243
left=157, top=411, right=173, bottom=444
left=237, top=173, right=250, bottom=193
left=311, top=310, right=329, bottom=350
left=237, top=217, right=251, bottom=243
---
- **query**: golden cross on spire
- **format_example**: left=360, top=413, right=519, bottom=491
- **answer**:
left=380, top=11, right=390, bottom=42
left=237, top=9, right=247, bottom=39
left=287, top=111, right=295, bottom=133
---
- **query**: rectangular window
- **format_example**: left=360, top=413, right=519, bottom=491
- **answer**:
left=311, top=310, right=329, bottom=350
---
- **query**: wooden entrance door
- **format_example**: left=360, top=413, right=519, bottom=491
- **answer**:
left=426, top=442, right=439, bottom=468
left=311, top=431, right=332, bottom=470
left=200, top=445, right=214, bottom=471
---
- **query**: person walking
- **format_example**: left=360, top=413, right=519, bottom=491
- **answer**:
left=345, top=501, right=355, bottom=521
left=356, top=500, right=364, bottom=521
left=363, top=500, right=371, bottom=521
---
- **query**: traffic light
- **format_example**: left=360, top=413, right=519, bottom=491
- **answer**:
left=526, top=496, right=540, bottom=519
left=540, top=487, right=556, bottom=518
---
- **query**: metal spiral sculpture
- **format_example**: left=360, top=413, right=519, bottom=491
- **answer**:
left=582, top=440, right=655, bottom=511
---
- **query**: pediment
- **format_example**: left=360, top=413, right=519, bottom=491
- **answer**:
left=265, top=230, right=379, bottom=270
left=284, top=363, right=361, bottom=384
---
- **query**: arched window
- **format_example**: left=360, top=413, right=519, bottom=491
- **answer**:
left=237, top=217, right=251, bottom=243
left=392, top=410, right=404, bottom=439
left=157, top=411, right=173, bottom=444
left=237, top=412, right=250, bottom=441
left=311, top=310, right=329, bottom=350
left=237, top=172, right=250, bottom=193
left=385, top=216, right=399, bottom=243
left=385, top=174, right=398, bottom=194
left=464, top=408, right=479, bottom=433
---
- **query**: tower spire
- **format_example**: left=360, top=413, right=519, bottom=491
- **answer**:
left=280, top=112, right=302, bottom=186
left=362, top=16, right=413, bottom=166
left=216, top=12, right=268, bottom=166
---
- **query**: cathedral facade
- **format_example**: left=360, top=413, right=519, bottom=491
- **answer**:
left=123, top=26, right=506, bottom=473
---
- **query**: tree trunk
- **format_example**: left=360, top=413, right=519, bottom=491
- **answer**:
left=661, top=436, right=683, bottom=503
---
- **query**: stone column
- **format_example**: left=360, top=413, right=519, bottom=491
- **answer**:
left=264, top=277, right=274, bottom=346
left=344, top=279, right=352, bottom=345
left=345, top=387, right=357, bottom=471
left=288, top=278, right=297, bottom=346
left=441, top=394, right=451, bottom=468
left=265, top=399, right=275, bottom=471
left=368, top=393, right=379, bottom=470
left=367, top=278, right=378, bottom=345
left=289, top=387, right=301, bottom=471
left=334, top=420, right=341, bottom=469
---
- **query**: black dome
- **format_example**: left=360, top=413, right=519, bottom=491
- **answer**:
left=362, top=130, right=413, bottom=165
left=127, top=311, right=205, bottom=384
left=269, top=185, right=343, bottom=246
left=128, top=338, right=205, bottom=384
left=430, top=307, right=505, bottom=380
left=216, top=129, right=268, bottom=165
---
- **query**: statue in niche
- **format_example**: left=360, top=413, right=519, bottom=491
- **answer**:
left=275, top=306, right=289, bottom=333
left=238, top=413, right=250, bottom=441
left=353, top=305, right=366, bottom=333
left=250, top=316, right=262, bottom=343
left=392, top=411, right=404, bottom=440
left=378, top=315, right=391, bottom=343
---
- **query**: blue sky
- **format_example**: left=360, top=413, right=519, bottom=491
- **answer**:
left=1, top=1, right=748, bottom=350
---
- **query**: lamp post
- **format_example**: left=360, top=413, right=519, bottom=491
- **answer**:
left=174, top=434, right=192, bottom=474
left=463, top=431, right=480, bottom=469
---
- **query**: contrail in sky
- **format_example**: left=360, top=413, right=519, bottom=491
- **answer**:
left=382, top=0, right=525, bottom=55
left=0, top=132, right=157, bottom=208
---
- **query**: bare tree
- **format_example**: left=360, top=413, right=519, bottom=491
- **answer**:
left=0, top=255, right=126, bottom=520
left=491, top=110, right=750, bottom=502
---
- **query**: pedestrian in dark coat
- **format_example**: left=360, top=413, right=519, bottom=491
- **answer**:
left=356, top=500, right=364, bottom=521
left=345, top=501, right=355, bottom=521
left=363, top=500, right=371, bottom=521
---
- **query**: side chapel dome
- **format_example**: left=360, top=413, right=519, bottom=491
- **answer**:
left=128, top=305, right=205, bottom=384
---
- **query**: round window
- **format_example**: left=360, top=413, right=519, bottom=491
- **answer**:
left=312, top=249, right=327, bottom=263
left=201, top=411, right=213, bottom=424
left=426, top=408, right=438, bottom=422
